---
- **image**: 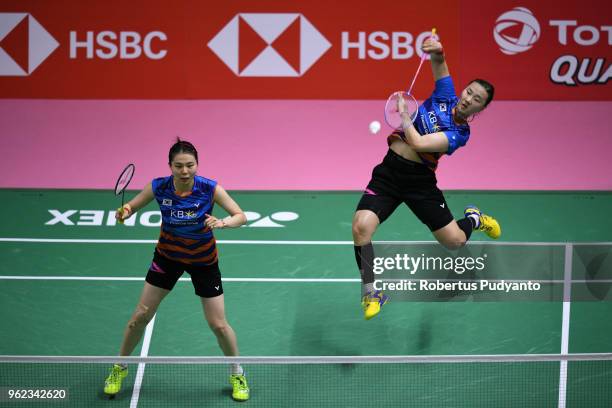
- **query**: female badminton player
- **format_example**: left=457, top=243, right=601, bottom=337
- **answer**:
left=103, top=139, right=249, bottom=402
left=353, top=36, right=501, bottom=320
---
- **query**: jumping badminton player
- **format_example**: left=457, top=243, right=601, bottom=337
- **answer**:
left=353, top=35, right=501, bottom=320
left=103, top=139, right=250, bottom=402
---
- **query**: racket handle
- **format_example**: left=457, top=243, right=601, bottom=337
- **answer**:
left=116, top=207, right=125, bottom=224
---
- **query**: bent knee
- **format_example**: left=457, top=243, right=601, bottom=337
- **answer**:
left=209, top=321, right=231, bottom=336
left=127, top=303, right=152, bottom=329
left=437, top=234, right=467, bottom=250
left=352, top=216, right=377, bottom=242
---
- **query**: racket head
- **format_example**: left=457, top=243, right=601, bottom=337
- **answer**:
left=114, top=163, right=135, bottom=196
left=383, top=92, right=419, bottom=130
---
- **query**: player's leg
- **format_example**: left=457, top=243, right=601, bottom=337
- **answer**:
left=120, top=282, right=170, bottom=355
left=434, top=205, right=502, bottom=246
left=193, top=264, right=249, bottom=401
left=409, top=192, right=501, bottom=249
left=104, top=282, right=171, bottom=396
left=104, top=252, right=178, bottom=396
left=354, top=154, right=403, bottom=320
left=353, top=198, right=398, bottom=320
left=201, top=295, right=249, bottom=401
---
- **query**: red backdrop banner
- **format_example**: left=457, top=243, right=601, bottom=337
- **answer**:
left=0, top=0, right=609, bottom=99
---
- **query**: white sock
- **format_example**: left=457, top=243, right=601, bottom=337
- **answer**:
left=468, top=214, right=481, bottom=229
left=230, top=364, right=243, bottom=376
left=362, top=283, right=374, bottom=296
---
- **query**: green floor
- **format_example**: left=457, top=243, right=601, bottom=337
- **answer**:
left=1, top=189, right=611, bottom=407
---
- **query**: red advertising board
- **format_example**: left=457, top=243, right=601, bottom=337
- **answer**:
left=460, top=0, right=611, bottom=100
left=0, top=0, right=609, bottom=99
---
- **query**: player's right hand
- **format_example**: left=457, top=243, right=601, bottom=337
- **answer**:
left=422, top=38, right=443, bottom=55
left=116, top=204, right=132, bottom=224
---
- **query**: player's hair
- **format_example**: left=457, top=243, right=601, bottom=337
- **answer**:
left=169, top=137, right=199, bottom=164
left=471, top=78, right=495, bottom=107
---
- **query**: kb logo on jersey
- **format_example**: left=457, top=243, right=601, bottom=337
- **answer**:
left=171, top=210, right=197, bottom=219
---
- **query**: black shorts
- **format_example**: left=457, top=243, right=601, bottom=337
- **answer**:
left=356, top=149, right=454, bottom=231
left=145, top=250, right=223, bottom=298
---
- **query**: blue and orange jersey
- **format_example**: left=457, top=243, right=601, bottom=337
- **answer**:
left=387, top=75, right=470, bottom=171
left=151, top=175, right=218, bottom=266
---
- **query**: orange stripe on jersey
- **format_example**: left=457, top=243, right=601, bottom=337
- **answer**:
left=156, top=239, right=216, bottom=256
left=157, top=248, right=218, bottom=265
left=159, top=230, right=199, bottom=246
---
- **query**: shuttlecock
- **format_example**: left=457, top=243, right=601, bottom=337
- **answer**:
left=369, top=120, right=381, bottom=134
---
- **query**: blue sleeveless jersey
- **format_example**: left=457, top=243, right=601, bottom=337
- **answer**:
left=388, top=75, right=470, bottom=171
left=151, top=175, right=218, bottom=266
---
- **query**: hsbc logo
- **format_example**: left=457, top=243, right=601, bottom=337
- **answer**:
left=0, top=13, right=59, bottom=76
left=208, top=13, right=331, bottom=77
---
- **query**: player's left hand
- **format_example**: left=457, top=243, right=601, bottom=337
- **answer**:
left=396, top=92, right=408, bottom=115
left=205, top=214, right=225, bottom=229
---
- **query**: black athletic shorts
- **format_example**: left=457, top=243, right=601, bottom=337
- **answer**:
left=356, top=149, right=454, bottom=231
left=145, top=250, right=223, bottom=298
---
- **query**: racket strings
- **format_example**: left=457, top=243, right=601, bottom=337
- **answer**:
left=384, top=92, right=419, bottom=129
left=114, top=164, right=135, bottom=196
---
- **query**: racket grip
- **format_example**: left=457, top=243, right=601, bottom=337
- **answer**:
left=116, top=204, right=132, bottom=224
left=116, top=207, right=125, bottom=224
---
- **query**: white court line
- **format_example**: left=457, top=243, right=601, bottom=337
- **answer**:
left=0, top=276, right=359, bottom=282
left=130, top=314, right=156, bottom=408
left=558, top=244, right=573, bottom=408
left=2, top=237, right=611, bottom=245
left=2, top=276, right=612, bottom=284
left=0, top=238, right=352, bottom=245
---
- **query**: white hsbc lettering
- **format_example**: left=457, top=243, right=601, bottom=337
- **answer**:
left=340, top=31, right=432, bottom=60
left=69, top=31, right=167, bottom=59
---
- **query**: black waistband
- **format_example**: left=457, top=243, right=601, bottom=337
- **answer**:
left=383, top=149, right=432, bottom=173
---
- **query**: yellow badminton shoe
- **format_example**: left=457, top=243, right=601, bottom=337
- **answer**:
left=465, top=206, right=501, bottom=239
left=230, top=374, right=250, bottom=402
left=362, top=290, right=389, bottom=320
left=104, top=364, right=128, bottom=396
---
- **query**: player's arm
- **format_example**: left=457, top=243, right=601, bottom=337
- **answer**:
left=397, top=94, right=449, bottom=152
left=400, top=118, right=449, bottom=152
left=423, top=37, right=449, bottom=81
left=116, top=183, right=155, bottom=221
left=205, top=185, right=247, bottom=229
